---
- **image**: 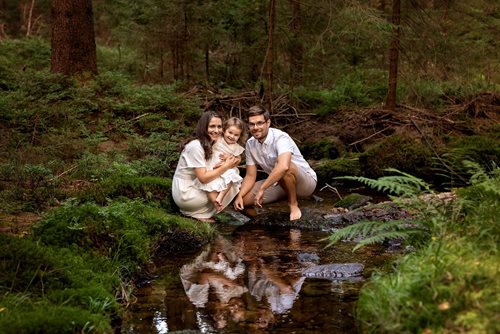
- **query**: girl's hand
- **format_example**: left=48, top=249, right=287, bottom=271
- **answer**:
left=224, top=155, right=239, bottom=168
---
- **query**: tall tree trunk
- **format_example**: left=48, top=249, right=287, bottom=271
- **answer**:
left=0, top=0, right=6, bottom=39
left=385, top=0, right=400, bottom=111
left=289, top=0, right=303, bottom=85
left=205, top=45, right=210, bottom=83
left=50, top=0, right=97, bottom=76
left=264, top=0, right=276, bottom=112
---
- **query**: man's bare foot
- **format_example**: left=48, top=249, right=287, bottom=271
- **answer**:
left=289, top=204, right=302, bottom=221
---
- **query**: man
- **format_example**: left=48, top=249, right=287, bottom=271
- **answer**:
left=233, top=105, right=317, bottom=220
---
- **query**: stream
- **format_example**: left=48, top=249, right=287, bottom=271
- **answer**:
left=121, top=193, right=398, bottom=334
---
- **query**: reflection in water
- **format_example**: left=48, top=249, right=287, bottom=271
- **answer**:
left=180, top=226, right=316, bottom=332
left=152, top=310, right=168, bottom=334
left=122, top=223, right=394, bottom=334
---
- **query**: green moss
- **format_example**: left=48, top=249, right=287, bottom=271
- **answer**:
left=442, top=135, right=500, bottom=184
left=79, top=175, right=174, bottom=211
left=301, top=137, right=345, bottom=160
left=359, top=135, right=433, bottom=179
left=333, top=193, right=372, bottom=209
left=0, top=299, right=112, bottom=334
left=32, top=198, right=213, bottom=275
left=315, top=154, right=362, bottom=184
left=0, top=234, right=118, bottom=333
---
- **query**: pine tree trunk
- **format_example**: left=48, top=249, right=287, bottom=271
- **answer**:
left=290, top=0, right=303, bottom=85
left=50, top=0, right=97, bottom=76
left=385, top=0, right=400, bottom=111
left=265, top=0, right=276, bottom=112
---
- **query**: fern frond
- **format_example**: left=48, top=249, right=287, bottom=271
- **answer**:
left=322, top=220, right=412, bottom=248
left=352, top=230, right=419, bottom=251
left=336, top=169, right=432, bottom=197
left=321, top=220, right=381, bottom=247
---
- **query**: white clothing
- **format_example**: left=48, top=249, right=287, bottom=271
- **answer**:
left=197, top=137, right=244, bottom=193
left=172, top=140, right=239, bottom=219
left=245, top=128, right=317, bottom=181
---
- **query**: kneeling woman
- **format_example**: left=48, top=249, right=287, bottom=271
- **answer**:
left=172, top=111, right=240, bottom=223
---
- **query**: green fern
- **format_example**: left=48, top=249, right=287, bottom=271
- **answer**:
left=327, top=164, right=499, bottom=251
left=322, top=220, right=424, bottom=251
left=336, top=168, right=433, bottom=197
left=326, top=169, right=438, bottom=251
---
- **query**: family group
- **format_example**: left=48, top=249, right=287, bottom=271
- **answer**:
left=172, top=105, right=317, bottom=223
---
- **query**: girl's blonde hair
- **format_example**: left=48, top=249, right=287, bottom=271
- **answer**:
left=224, top=117, right=247, bottom=145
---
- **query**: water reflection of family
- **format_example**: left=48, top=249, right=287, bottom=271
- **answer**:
left=180, top=231, right=307, bottom=332
left=172, top=105, right=317, bottom=223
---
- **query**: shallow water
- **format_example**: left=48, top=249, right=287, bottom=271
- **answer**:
left=121, top=207, right=395, bottom=334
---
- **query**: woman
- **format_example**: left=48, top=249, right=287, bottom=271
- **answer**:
left=172, top=111, right=240, bottom=223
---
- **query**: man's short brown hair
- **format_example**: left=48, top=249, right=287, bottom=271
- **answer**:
left=247, top=105, right=270, bottom=121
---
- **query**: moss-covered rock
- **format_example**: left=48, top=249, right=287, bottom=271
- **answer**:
left=359, top=135, right=433, bottom=179
left=442, top=135, right=500, bottom=182
left=301, top=137, right=345, bottom=160
left=333, top=193, right=372, bottom=210
left=314, top=154, right=362, bottom=185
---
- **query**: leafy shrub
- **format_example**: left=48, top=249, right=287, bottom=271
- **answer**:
left=356, top=240, right=499, bottom=333
left=332, top=164, right=499, bottom=333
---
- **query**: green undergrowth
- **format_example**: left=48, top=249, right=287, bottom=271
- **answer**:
left=33, top=198, right=213, bottom=276
left=0, top=197, right=214, bottom=333
left=0, top=234, right=118, bottom=333
left=327, top=163, right=499, bottom=332
left=0, top=155, right=212, bottom=333
left=78, top=174, right=174, bottom=210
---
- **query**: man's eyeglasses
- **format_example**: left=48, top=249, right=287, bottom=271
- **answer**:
left=248, top=121, right=267, bottom=128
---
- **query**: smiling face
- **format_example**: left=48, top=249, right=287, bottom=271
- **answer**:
left=248, top=115, right=270, bottom=142
left=224, top=125, right=242, bottom=145
left=207, top=117, right=223, bottom=143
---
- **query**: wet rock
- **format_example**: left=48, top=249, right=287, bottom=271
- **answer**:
left=297, top=252, right=320, bottom=264
left=302, top=263, right=364, bottom=281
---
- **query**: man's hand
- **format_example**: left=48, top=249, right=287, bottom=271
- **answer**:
left=233, top=195, right=244, bottom=211
left=254, top=188, right=264, bottom=208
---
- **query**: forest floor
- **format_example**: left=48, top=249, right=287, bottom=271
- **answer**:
left=1, top=91, right=499, bottom=237
left=205, top=90, right=499, bottom=151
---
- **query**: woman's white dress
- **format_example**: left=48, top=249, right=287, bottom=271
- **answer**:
left=172, top=140, right=240, bottom=219
left=197, top=137, right=244, bottom=193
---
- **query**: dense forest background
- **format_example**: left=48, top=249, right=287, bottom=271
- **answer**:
left=0, top=0, right=499, bottom=215
left=1, top=0, right=498, bottom=100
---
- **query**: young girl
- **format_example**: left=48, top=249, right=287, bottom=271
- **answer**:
left=197, top=117, right=246, bottom=212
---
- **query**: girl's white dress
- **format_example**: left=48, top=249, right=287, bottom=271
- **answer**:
left=172, top=140, right=240, bottom=219
left=197, top=137, right=244, bottom=193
